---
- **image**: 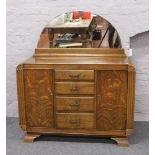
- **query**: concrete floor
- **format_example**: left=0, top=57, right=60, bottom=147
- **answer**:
left=6, top=118, right=149, bottom=155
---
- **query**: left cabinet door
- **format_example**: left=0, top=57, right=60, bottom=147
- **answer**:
left=24, top=69, right=54, bottom=128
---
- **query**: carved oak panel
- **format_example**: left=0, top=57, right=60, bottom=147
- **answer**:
left=24, top=69, right=53, bottom=127
left=97, top=71, right=127, bottom=130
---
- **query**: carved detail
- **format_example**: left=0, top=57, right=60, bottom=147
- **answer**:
left=128, top=65, right=135, bottom=72
left=97, top=71, right=127, bottom=130
left=17, top=64, right=23, bottom=71
left=111, top=137, right=129, bottom=147
left=24, top=134, right=40, bottom=143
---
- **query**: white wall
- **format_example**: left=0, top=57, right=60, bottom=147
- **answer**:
left=6, top=0, right=149, bottom=120
left=131, top=31, right=149, bottom=121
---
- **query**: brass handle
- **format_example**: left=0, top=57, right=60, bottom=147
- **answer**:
left=69, top=74, right=80, bottom=79
left=69, top=102, right=80, bottom=106
left=70, top=120, right=80, bottom=124
left=70, top=87, right=80, bottom=92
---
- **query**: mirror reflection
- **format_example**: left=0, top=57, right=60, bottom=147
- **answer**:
left=37, top=11, right=122, bottom=48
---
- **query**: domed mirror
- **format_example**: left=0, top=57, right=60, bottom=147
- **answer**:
left=37, top=11, right=122, bottom=48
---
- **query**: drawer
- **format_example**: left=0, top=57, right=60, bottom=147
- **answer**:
left=55, top=70, right=94, bottom=81
left=55, top=96, right=95, bottom=112
left=55, top=82, right=95, bottom=95
left=56, top=114, right=95, bottom=129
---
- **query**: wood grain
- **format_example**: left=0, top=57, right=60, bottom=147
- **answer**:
left=126, top=65, right=136, bottom=132
left=55, top=70, right=94, bottom=81
left=55, top=82, right=95, bottom=95
left=34, top=48, right=125, bottom=57
left=55, top=96, right=95, bottom=113
left=24, top=69, right=54, bottom=127
left=16, top=64, right=26, bottom=130
left=56, top=113, right=95, bottom=129
left=96, top=70, right=127, bottom=130
left=17, top=48, right=135, bottom=146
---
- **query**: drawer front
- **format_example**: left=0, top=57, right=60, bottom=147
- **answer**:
left=55, top=70, right=94, bottom=81
left=55, top=82, right=95, bottom=95
left=56, top=114, right=95, bottom=129
left=55, top=97, right=95, bottom=112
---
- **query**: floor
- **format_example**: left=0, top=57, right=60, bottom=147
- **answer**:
left=6, top=118, right=149, bottom=155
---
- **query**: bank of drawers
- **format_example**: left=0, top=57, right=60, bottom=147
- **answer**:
left=54, top=70, right=95, bottom=129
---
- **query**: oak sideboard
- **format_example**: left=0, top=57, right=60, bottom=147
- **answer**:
left=17, top=48, right=135, bottom=146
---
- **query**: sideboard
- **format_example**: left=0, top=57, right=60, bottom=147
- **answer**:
left=17, top=48, right=135, bottom=146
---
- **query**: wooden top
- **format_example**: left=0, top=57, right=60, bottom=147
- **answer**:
left=34, top=48, right=126, bottom=57
left=19, top=48, right=132, bottom=70
left=23, top=56, right=129, bottom=65
left=21, top=48, right=129, bottom=65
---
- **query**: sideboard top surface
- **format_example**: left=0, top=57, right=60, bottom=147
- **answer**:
left=21, top=48, right=131, bottom=66
left=23, top=56, right=129, bottom=65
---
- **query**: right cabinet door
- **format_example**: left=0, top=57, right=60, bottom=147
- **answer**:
left=96, top=70, right=128, bottom=130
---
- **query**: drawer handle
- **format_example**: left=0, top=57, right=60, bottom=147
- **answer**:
left=70, top=87, right=80, bottom=92
left=69, top=74, right=80, bottom=79
left=69, top=102, right=80, bottom=106
left=70, top=120, right=80, bottom=124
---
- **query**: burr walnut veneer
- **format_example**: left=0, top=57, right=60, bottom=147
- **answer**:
left=17, top=48, right=135, bottom=146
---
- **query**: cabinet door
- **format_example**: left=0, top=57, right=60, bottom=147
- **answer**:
left=24, top=69, right=53, bottom=127
left=96, top=71, right=127, bottom=130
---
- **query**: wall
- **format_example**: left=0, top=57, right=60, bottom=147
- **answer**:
left=131, top=31, right=149, bottom=121
left=6, top=0, right=149, bottom=120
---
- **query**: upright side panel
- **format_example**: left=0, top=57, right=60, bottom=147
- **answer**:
left=96, top=70, right=128, bottom=130
left=24, top=69, right=54, bottom=127
left=17, top=64, right=26, bottom=130
left=126, top=65, right=136, bottom=135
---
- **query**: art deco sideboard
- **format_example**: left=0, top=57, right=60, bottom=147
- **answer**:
left=16, top=12, right=135, bottom=146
